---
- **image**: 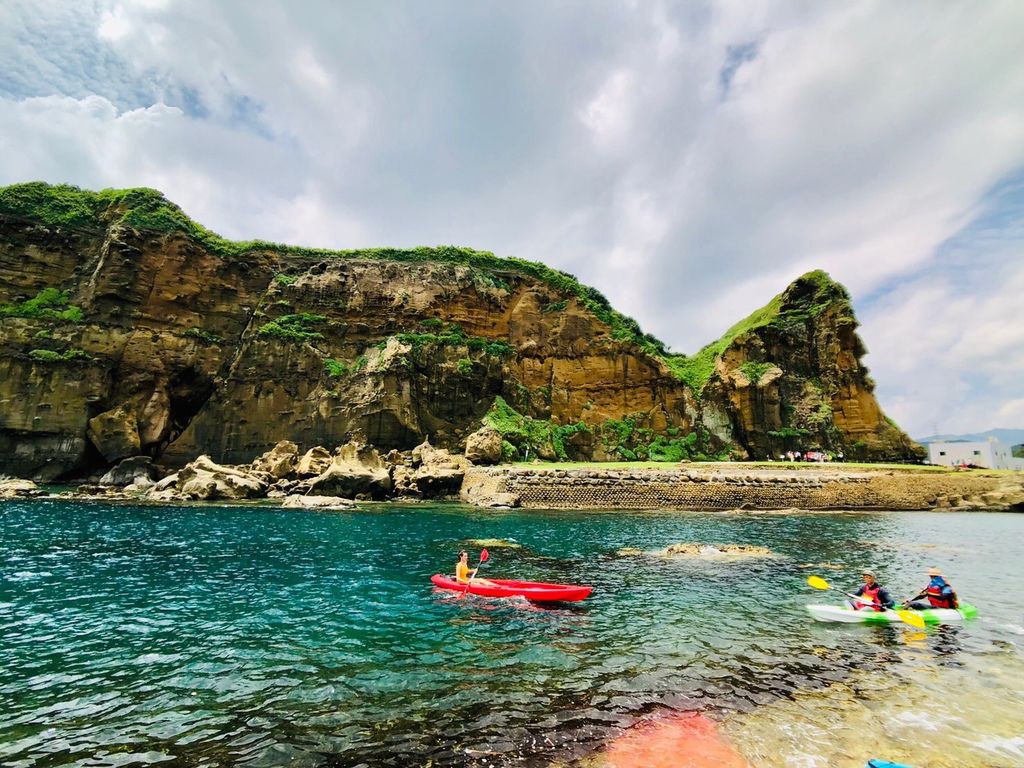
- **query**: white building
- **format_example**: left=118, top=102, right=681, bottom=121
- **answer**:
left=928, top=438, right=1024, bottom=470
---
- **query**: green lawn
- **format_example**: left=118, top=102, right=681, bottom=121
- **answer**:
left=510, top=460, right=954, bottom=473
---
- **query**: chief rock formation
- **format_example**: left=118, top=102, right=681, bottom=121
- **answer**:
left=0, top=182, right=921, bottom=479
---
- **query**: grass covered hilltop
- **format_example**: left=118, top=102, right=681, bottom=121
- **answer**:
left=0, top=182, right=921, bottom=480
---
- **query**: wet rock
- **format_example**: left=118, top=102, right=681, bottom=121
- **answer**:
left=308, top=441, right=392, bottom=499
left=100, top=456, right=159, bottom=487
left=177, top=455, right=268, bottom=500
left=465, top=538, right=522, bottom=549
left=619, top=542, right=776, bottom=558
left=280, top=494, right=354, bottom=509
left=87, top=404, right=141, bottom=463
left=0, top=478, right=42, bottom=499
left=251, top=440, right=300, bottom=479
left=152, top=473, right=179, bottom=492
left=465, top=426, right=503, bottom=465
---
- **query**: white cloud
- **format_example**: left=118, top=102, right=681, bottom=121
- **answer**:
left=2, top=0, right=1024, bottom=435
left=580, top=69, right=636, bottom=149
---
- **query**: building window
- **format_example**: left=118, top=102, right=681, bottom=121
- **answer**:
left=939, top=451, right=946, bottom=456
left=973, top=450, right=981, bottom=456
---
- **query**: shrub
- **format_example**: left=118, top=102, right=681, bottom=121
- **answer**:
left=456, top=358, right=473, bottom=375
left=183, top=327, right=223, bottom=344
left=324, top=358, right=349, bottom=377
left=739, top=361, right=774, bottom=383
left=29, top=347, right=90, bottom=362
left=274, top=273, right=298, bottom=286
left=256, top=313, right=326, bottom=342
left=0, top=287, right=85, bottom=323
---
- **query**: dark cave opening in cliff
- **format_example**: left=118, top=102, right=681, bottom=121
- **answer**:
left=164, top=368, right=215, bottom=447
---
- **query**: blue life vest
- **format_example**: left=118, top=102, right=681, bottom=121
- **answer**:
left=867, top=760, right=913, bottom=768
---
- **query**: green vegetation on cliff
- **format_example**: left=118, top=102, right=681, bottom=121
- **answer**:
left=396, top=320, right=514, bottom=359
left=256, top=313, right=326, bottom=342
left=483, top=397, right=590, bottom=461
left=666, top=270, right=853, bottom=394
left=482, top=399, right=727, bottom=464
left=0, top=287, right=84, bottom=323
left=28, top=348, right=90, bottom=363
left=0, top=182, right=660, bottom=357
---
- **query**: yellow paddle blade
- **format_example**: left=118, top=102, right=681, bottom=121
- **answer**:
left=807, top=575, right=831, bottom=591
left=896, top=610, right=926, bottom=630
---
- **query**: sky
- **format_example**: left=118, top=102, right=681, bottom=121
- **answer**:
left=1, top=0, right=1022, bottom=439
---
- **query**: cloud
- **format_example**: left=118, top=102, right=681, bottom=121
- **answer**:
left=1, top=0, right=1023, bottom=436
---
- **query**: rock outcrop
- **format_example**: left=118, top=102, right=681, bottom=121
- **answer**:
left=99, top=456, right=159, bottom=487
left=176, top=455, right=268, bottom=500
left=251, top=440, right=300, bottom=479
left=0, top=182, right=921, bottom=479
left=0, top=478, right=41, bottom=499
left=307, top=441, right=392, bottom=499
left=465, top=426, right=503, bottom=465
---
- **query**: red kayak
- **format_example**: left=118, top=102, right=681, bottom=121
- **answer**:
left=430, top=574, right=592, bottom=602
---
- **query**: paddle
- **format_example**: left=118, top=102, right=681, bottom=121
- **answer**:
left=458, top=548, right=489, bottom=599
left=807, top=575, right=926, bottom=629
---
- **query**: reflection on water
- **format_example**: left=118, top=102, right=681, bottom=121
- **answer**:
left=0, top=501, right=1021, bottom=767
left=722, top=645, right=1024, bottom=768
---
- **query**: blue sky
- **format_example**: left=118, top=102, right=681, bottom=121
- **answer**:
left=1, top=1, right=1022, bottom=438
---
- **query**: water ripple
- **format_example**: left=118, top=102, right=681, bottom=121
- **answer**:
left=0, top=501, right=1021, bottom=766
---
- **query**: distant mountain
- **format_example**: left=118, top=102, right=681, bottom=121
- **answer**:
left=916, top=428, right=1024, bottom=445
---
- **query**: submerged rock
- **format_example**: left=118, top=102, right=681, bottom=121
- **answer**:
left=464, top=538, right=522, bottom=549
left=280, top=494, right=354, bottom=509
left=618, top=542, right=776, bottom=558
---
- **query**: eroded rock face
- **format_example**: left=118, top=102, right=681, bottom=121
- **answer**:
left=411, top=440, right=468, bottom=497
left=252, top=440, right=300, bottom=479
left=308, top=441, right=392, bottom=499
left=0, top=186, right=920, bottom=477
left=296, top=447, right=333, bottom=477
left=100, top=456, right=159, bottom=487
left=698, top=272, right=923, bottom=461
left=0, top=478, right=41, bottom=499
left=465, top=426, right=503, bottom=465
left=87, top=405, right=141, bottom=463
left=176, top=455, right=267, bottom=500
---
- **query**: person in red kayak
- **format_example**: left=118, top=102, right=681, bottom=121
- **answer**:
left=456, top=550, right=497, bottom=587
left=848, top=570, right=895, bottom=611
left=903, top=567, right=959, bottom=610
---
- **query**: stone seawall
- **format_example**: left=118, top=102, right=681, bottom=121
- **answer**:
left=461, top=465, right=1024, bottom=511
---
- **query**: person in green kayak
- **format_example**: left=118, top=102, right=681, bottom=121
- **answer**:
left=455, top=550, right=498, bottom=587
left=903, top=567, right=959, bottom=610
left=848, top=570, right=895, bottom=611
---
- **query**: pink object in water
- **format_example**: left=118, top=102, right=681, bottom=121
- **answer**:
left=604, top=712, right=750, bottom=768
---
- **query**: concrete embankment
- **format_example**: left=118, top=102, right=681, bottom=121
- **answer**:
left=460, top=464, right=1024, bottom=511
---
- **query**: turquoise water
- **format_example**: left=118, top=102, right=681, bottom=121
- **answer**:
left=1, top=501, right=1022, bottom=767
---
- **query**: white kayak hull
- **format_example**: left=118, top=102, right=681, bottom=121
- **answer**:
left=806, top=603, right=977, bottom=625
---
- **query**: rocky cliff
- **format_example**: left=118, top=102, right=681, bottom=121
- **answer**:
left=0, top=182, right=921, bottom=479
